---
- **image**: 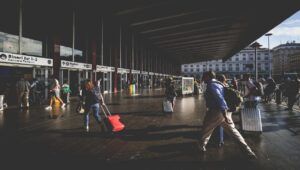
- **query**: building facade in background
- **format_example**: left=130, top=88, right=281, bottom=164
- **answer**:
left=289, top=52, right=300, bottom=74
left=272, top=42, right=300, bottom=80
left=181, top=46, right=272, bottom=79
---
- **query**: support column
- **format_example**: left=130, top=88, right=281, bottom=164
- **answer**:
left=52, top=36, right=60, bottom=79
left=91, top=40, right=97, bottom=82
left=19, top=0, right=23, bottom=54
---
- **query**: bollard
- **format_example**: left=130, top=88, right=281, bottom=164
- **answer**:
left=0, top=95, right=4, bottom=110
left=129, top=84, right=135, bottom=95
left=275, top=89, right=282, bottom=105
left=132, top=84, right=135, bottom=94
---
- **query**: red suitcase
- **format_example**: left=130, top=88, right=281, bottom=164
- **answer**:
left=101, top=105, right=125, bottom=132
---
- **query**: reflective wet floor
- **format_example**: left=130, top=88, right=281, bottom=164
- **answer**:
left=0, top=89, right=300, bottom=169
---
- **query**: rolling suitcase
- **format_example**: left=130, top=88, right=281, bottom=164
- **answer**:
left=162, top=99, right=173, bottom=113
left=101, top=105, right=125, bottom=132
left=240, top=102, right=262, bottom=134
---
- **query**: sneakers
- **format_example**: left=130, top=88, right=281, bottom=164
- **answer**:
left=85, top=126, right=89, bottom=132
left=198, top=144, right=206, bottom=152
left=61, top=103, right=66, bottom=108
left=45, top=106, right=52, bottom=110
left=218, top=142, right=224, bottom=147
left=247, top=151, right=257, bottom=160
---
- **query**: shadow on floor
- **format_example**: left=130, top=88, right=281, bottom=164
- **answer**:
left=123, top=95, right=164, bottom=99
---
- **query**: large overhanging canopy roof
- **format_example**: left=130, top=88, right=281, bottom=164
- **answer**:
left=103, top=0, right=300, bottom=64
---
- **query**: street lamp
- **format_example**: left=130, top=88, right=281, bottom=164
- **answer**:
left=265, top=33, right=272, bottom=78
left=250, top=42, right=262, bottom=81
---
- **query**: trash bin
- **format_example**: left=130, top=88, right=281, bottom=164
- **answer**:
left=129, top=84, right=136, bottom=95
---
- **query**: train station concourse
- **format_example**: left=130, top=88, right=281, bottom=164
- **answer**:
left=1, top=0, right=300, bottom=169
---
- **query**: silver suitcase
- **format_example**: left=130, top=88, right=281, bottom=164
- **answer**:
left=241, top=106, right=262, bottom=133
left=163, top=99, right=173, bottom=113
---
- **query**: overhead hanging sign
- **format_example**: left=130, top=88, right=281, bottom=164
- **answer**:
left=141, top=71, right=148, bottom=75
left=96, top=65, right=115, bottom=72
left=131, top=69, right=140, bottom=74
left=61, top=60, right=92, bottom=70
left=149, top=72, right=154, bottom=75
left=0, top=52, right=53, bottom=67
left=117, top=68, right=130, bottom=74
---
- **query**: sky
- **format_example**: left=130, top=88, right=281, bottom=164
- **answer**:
left=256, top=10, right=300, bottom=49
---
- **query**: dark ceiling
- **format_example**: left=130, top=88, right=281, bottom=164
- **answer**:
left=105, top=0, right=300, bottom=64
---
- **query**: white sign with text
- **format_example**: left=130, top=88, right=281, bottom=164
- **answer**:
left=61, top=60, right=92, bottom=70
left=0, top=52, right=53, bottom=67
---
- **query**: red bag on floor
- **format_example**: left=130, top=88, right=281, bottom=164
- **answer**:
left=102, top=105, right=125, bottom=132
left=108, top=114, right=125, bottom=132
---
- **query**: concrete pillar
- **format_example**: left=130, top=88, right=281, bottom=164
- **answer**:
left=91, top=40, right=97, bottom=82
left=52, top=36, right=60, bottom=79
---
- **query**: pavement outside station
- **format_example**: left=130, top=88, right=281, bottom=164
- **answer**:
left=0, top=88, right=299, bottom=169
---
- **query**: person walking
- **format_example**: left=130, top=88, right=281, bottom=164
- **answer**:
left=215, top=74, right=228, bottom=147
left=243, top=74, right=260, bottom=107
left=232, top=77, right=238, bottom=90
left=263, top=78, right=276, bottom=103
left=83, top=80, right=107, bottom=132
left=198, top=71, right=256, bottom=159
left=285, top=76, right=300, bottom=111
left=45, top=78, right=65, bottom=110
left=16, top=77, right=31, bottom=108
left=165, top=78, right=177, bottom=109
left=61, top=81, right=71, bottom=104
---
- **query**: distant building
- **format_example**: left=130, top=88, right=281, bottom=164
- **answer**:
left=272, top=41, right=300, bottom=80
left=289, top=52, right=300, bottom=74
left=181, top=46, right=272, bottom=79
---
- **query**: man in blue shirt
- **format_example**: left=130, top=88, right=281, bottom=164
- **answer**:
left=199, top=71, right=256, bottom=159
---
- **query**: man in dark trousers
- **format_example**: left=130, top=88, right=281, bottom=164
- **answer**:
left=285, top=76, right=300, bottom=111
left=198, top=71, right=256, bottom=159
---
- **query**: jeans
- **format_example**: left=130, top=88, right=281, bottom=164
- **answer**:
left=218, top=126, right=224, bottom=143
left=200, top=109, right=254, bottom=154
left=84, top=103, right=101, bottom=127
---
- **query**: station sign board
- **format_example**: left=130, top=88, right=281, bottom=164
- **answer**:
left=141, top=71, right=148, bottom=75
left=0, top=52, right=53, bottom=67
left=131, top=69, right=140, bottom=74
left=61, top=60, right=92, bottom=70
left=149, top=72, right=154, bottom=75
left=117, top=68, right=130, bottom=74
left=96, top=65, right=115, bottom=72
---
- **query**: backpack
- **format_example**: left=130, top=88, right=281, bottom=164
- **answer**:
left=223, top=86, right=243, bottom=112
left=214, top=81, right=243, bottom=112
left=253, top=81, right=264, bottom=96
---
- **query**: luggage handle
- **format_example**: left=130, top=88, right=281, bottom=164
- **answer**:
left=100, top=104, right=112, bottom=118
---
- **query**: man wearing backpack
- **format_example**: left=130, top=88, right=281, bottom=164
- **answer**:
left=199, top=71, right=256, bottom=159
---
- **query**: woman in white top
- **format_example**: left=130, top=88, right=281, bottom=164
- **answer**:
left=45, top=78, right=65, bottom=110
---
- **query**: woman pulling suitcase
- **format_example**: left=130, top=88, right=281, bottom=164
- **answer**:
left=83, top=80, right=107, bottom=133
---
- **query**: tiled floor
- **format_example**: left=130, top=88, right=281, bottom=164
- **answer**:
left=0, top=88, right=299, bottom=169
